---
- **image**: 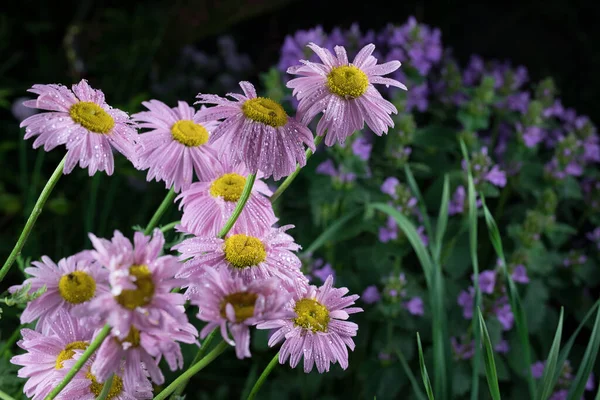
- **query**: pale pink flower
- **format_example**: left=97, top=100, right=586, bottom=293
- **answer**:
left=20, top=80, right=137, bottom=175
left=132, top=100, right=220, bottom=193
left=173, top=224, right=307, bottom=291
left=176, top=156, right=276, bottom=237
left=10, top=310, right=94, bottom=400
left=9, top=251, right=108, bottom=331
left=196, top=81, right=315, bottom=180
left=187, top=268, right=292, bottom=359
left=257, top=275, right=363, bottom=373
left=287, top=43, right=406, bottom=146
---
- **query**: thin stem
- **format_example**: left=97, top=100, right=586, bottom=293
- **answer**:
left=170, top=329, right=218, bottom=399
left=0, top=155, right=66, bottom=283
left=45, top=324, right=111, bottom=400
left=144, top=187, right=176, bottom=235
left=247, top=352, right=280, bottom=400
left=0, top=324, right=24, bottom=357
left=0, top=389, right=16, bottom=400
left=154, top=340, right=229, bottom=400
left=217, top=174, right=256, bottom=239
left=96, top=374, right=114, bottom=400
left=160, top=220, right=181, bottom=233
left=270, top=135, right=323, bottom=204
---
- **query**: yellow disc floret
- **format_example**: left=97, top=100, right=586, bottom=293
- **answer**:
left=55, top=341, right=89, bottom=369
left=115, top=265, right=155, bottom=310
left=293, top=298, right=330, bottom=333
left=241, top=97, right=288, bottom=127
left=223, top=234, right=267, bottom=269
left=86, top=370, right=124, bottom=399
left=69, top=101, right=115, bottom=134
left=171, top=120, right=209, bottom=147
left=220, top=292, right=259, bottom=322
left=210, top=173, right=247, bottom=202
left=326, top=65, right=369, bottom=99
left=58, top=271, right=96, bottom=304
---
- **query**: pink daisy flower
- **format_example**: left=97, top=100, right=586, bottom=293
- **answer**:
left=132, top=100, right=220, bottom=193
left=188, top=268, right=292, bottom=359
left=173, top=224, right=307, bottom=291
left=287, top=43, right=407, bottom=146
left=257, top=275, right=363, bottom=373
left=91, top=316, right=197, bottom=387
left=11, top=310, right=94, bottom=400
left=20, top=79, right=137, bottom=175
left=9, top=251, right=109, bottom=331
left=43, top=357, right=153, bottom=400
left=176, top=156, right=277, bottom=236
left=74, top=229, right=195, bottom=343
left=196, top=81, right=315, bottom=180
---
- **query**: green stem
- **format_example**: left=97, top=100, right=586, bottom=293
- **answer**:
left=144, top=187, right=176, bottom=235
left=170, top=329, right=218, bottom=399
left=247, top=352, right=280, bottom=400
left=160, top=220, right=181, bottom=233
left=217, top=174, right=256, bottom=239
left=96, top=374, right=114, bottom=400
left=0, top=324, right=24, bottom=357
left=154, top=340, right=229, bottom=400
left=0, top=389, right=16, bottom=400
left=45, top=324, right=111, bottom=400
left=270, top=135, right=323, bottom=204
left=0, top=155, right=66, bottom=283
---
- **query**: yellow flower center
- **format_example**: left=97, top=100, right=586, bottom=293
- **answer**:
left=220, top=292, right=258, bottom=322
left=326, top=65, right=369, bottom=99
left=115, top=265, right=155, bottom=310
left=293, top=298, right=330, bottom=333
left=58, top=271, right=96, bottom=304
left=223, top=234, right=267, bottom=269
left=209, top=173, right=247, bottom=202
left=69, top=101, right=115, bottom=134
left=86, top=370, right=124, bottom=399
left=241, top=97, right=288, bottom=127
left=55, top=341, right=89, bottom=369
left=118, top=327, right=141, bottom=348
left=171, top=120, right=209, bottom=147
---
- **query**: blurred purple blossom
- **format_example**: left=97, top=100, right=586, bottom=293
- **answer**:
left=362, top=285, right=382, bottom=304
left=404, top=297, right=424, bottom=315
left=352, top=137, right=372, bottom=161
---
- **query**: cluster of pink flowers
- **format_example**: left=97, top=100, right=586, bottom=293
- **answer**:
left=10, top=42, right=406, bottom=398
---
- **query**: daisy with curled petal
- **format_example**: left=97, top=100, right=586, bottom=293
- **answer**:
left=10, top=310, right=94, bottom=400
left=188, top=268, right=292, bottom=359
left=74, top=229, right=196, bottom=345
left=176, top=155, right=277, bottom=237
left=9, top=251, right=108, bottom=331
left=257, top=275, right=363, bottom=373
left=132, top=100, right=220, bottom=193
left=20, top=79, right=137, bottom=176
left=173, top=224, right=307, bottom=291
left=287, top=43, right=407, bottom=146
left=195, top=81, right=315, bottom=180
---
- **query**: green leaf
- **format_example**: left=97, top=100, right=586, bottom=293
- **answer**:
left=480, top=197, right=535, bottom=398
left=417, top=333, right=435, bottom=400
left=433, top=175, right=450, bottom=263
left=404, top=164, right=434, bottom=248
left=301, top=208, right=362, bottom=255
left=395, top=347, right=428, bottom=400
left=567, top=304, right=600, bottom=399
left=478, top=309, right=502, bottom=400
left=536, top=307, right=564, bottom=400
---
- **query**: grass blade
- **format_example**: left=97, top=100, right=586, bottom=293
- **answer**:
left=478, top=309, right=502, bottom=400
left=536, top=308, right=564, bottom=400
left=394, top=347, right=428, bottom=400
left=433, top=175, right=450, bottom=263
left=567, top=304, right=600, bottom=399
left=301, top=208, right=361, bottom=255
left=460, top=140, right=484, bottom=400
left=480, top=197, right=535, bottom=398
left=417, top=333, right=435, bottom=400
left=404, top=164, right=434, bottom=248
